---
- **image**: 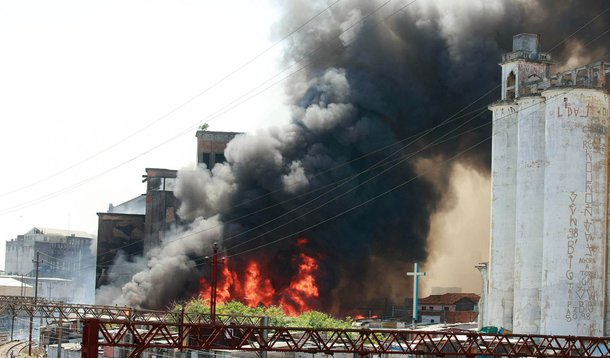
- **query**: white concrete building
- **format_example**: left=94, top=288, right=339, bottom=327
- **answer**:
left=486, top=33, right=610, bottom=336
left=4, top=227, right=96, bottom=303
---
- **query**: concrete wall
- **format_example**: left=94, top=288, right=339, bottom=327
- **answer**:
left=144, top=168, right=178, bottom=253
left=487, top=102, right=519, bottom=330
left=540, top=88, right=609, bottom=336
left=5, top=239, right=35, bottom=275
left=96, top=212, right=145, bottom=288
left=513, top=96, right=545, bottom=334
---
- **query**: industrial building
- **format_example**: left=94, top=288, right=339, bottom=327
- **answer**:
left=95, top=131, right=239, bottom=289
left=419, top=293, right=480, bottom=324
left=196, top=130, right=240, bottom=169
left=486, top=33, right=610, bottom=335
left=95, top=196, right=145, bottom=288
left=3, top=227, right=95, bottom=302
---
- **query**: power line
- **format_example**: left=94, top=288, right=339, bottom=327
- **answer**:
left=54, top=51, right=610, bottom=274
left=0, top=0, right=405, bottom=215
left=55, top=102, right=492, bottom=275
left=46, top=76, right=606, bottom=277
left=583, top=28, right=610, bottom=48
left=19, top=4, right=608, bottom=280
left=0, top=0, right=343, bottom=199
left=220, top=85, right=595, bottom=261
left=547, top=5, right=610, bottom=53
left=89, top=98, right=494, bottom=270
left=90, top=92, right=494, bottom=267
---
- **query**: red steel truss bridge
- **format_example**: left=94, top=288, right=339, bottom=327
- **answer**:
left=3, top=296, right=610, bottom=357
left=0, top=295, right=262, bottom=325
left=82, top=318, right=610, bottom=357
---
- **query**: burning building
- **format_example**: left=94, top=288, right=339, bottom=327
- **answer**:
left=196, top=130, right=240, bottom=169
left=100, top=1, right=609, bottom=318
left=95, top=196, right=146, bottom=288
left=96, top=132, right=238, bottom=301
left=486, top=33, right=610, bottom=335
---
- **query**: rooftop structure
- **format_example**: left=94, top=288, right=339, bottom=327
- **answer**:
left=195, top=130, right=240, bottom=169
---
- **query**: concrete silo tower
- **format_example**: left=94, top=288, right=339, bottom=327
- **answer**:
left=487, top=34, right=551, bottom=332
left=540, top=86, right=610, bottom=336
left=486, top=33, right=610, bottom=336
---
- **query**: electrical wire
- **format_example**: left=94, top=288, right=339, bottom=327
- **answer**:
left=546, top=5, right=610, bottom=53
left=15, top=6, right=609, bottom=284
left=219, top=85, right=593, bottom=261
left=0, top=0, right=343, bottom=199
left=36, top=51, right=608, bottom=272
left=0, top=0, right=401, bottom=214
left=46, top=102, right=491, bottom=275
left=89, top=96, right=494, bottom=268
left=90, top=102, right=494, bottom=270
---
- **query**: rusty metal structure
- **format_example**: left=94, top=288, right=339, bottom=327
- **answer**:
left=0, top=295, right=262, bottom=325
left=82, top=318, right=610, bottom=357
left=2, top=296, right=610, bottom=357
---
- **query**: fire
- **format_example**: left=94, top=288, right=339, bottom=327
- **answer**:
left=242, top=261, right=275, bottom=307
left=199, top=238, right=320, bottom=316
left=279, top=253, right=319, bottom=316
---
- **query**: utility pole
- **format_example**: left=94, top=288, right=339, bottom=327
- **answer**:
left=10, top=308, right=15, bottom=341
left=29, top=251, right=42, bottom=356
left=406, top=262, right=426, bottom=329
left=57, top=307, right=63, bottom=358
left=210, top=243, right=219, bottom=324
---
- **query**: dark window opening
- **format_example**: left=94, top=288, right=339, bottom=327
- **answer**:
left=215, top=153, right=226, bottom=165
left=202, top=153, right=211, bottom=168
left=506, top=71, right=516, bottom=100
left=576, top=69, right=588, bottom=87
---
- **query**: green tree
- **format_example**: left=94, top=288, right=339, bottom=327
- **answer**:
left=169, top=299, right=352, bottom=328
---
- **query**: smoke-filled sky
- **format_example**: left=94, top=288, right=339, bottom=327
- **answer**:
left=2, top=0, right=608, bottom=310
left=106, top=0, right=609, bottom=311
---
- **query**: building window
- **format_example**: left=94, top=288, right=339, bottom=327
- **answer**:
left=506, top=71, right=516, bottom=100
left=202, top=153, right=211, bottom=168
left=215, top=153, right=226, bottom=166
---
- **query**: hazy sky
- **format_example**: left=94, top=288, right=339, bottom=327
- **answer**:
left=0, top=0, right=291, bottom=268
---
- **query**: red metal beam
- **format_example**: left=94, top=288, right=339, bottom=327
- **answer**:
left=82, top=319, right=610, bottom=357
left=81, top=318, right=99, bottom=358
left=0, top=295, right=263, bottom=324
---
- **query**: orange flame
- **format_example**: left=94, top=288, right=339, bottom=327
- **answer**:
left=242, top=261, right=275, bottom=307
left=279, top=253, right=319, bottom=316
left=199, top=238, right=320, bottom=315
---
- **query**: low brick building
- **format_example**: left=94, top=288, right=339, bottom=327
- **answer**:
left=418, top=293, right=480, bottom=324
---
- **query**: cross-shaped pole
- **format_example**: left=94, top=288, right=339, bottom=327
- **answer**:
left=406, top=262, right=426, bottom=328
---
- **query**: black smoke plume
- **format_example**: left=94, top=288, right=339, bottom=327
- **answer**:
left=108, top=0, right=609, bottom=313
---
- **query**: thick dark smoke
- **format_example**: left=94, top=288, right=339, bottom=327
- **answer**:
left=105, top=0, right=609, bottom=313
